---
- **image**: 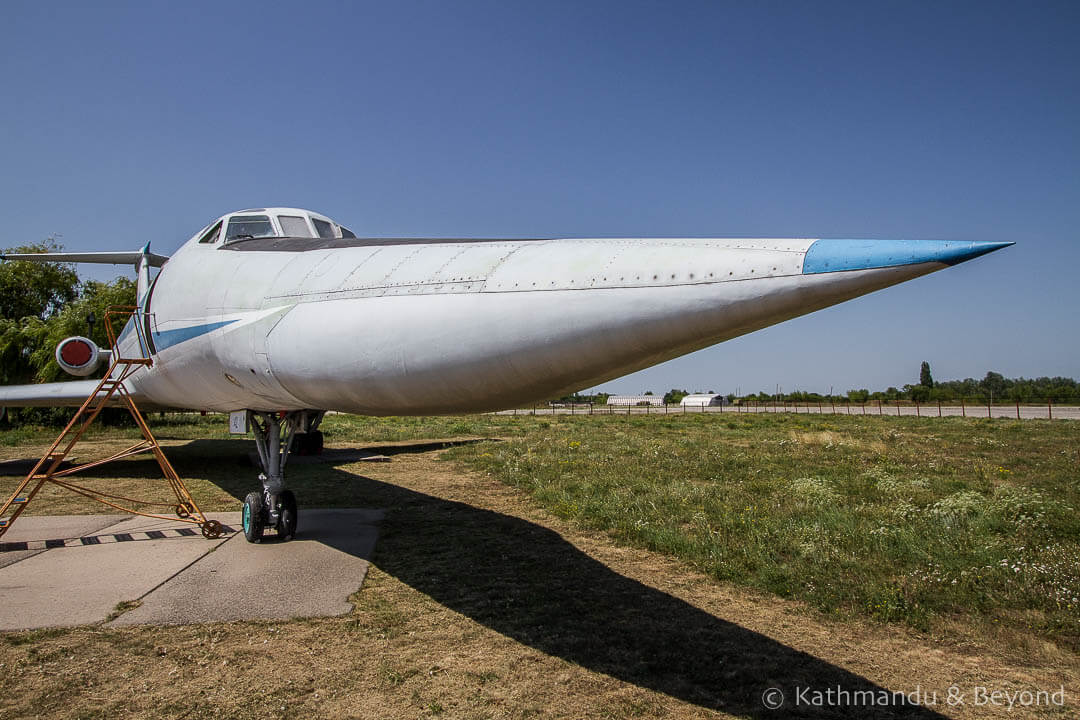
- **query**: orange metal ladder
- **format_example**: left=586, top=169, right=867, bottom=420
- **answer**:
left=0, top=307, right=222, bottom=540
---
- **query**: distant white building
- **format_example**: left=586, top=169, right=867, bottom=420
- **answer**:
left=680, top=393, right=725, bottom=407
left=606, top=394, right=665, bottom=407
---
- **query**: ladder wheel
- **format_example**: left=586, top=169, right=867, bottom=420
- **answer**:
left=201, top=519, right=223, bottom=539
left=175, top=503, right=191, bottom=519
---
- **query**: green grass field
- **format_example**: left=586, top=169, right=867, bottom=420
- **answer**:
left=3, top=411, right=1078, bottom=654
left=438, top=413, right=1080, bottom=652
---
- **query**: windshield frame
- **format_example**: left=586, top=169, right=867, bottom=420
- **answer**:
left=224, top=214, right=278, bottom=243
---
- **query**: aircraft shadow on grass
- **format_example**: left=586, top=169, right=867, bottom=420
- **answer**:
left=6, top=438, right=944, bottom=719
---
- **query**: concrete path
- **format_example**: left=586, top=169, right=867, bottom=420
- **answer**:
left=0, top=509, right=380, bottom=630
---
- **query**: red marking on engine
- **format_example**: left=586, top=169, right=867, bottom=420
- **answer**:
left=60, top=339, right=93, bottom=367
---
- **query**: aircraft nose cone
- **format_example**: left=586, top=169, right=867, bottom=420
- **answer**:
left=802, top=239, right=1014, bottom=274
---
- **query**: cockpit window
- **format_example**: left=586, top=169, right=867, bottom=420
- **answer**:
left=312, top=218, right=336, bottom=239
left=198, top=220, right=222, bottom=244
left=340, top=226, right=357, bottom=239
left=225, top=215, right=275, bottom=241
left=278, top=215, right=313, bottom=237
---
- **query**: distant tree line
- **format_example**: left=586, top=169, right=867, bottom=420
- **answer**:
left=744, top=363, right=1080, bottom=404
left=558, top=364, right=1080, bottom=407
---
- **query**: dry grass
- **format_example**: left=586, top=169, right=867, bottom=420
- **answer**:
left=787, top=429, right=888, bottom=454
left=0, top=416, right=1077, bottom=718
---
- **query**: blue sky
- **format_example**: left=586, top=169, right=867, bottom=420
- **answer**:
left=2, top=1, right=1077, bottom=395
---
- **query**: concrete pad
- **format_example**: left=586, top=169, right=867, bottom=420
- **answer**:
left=0, top=509, right=380, bottom=630
left=109, top=509, right=382, bottom=626
left=0, top=513, right=237, bottom=630
left=0, top=514, right=125, bottom=569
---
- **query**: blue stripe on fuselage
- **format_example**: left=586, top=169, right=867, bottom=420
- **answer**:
left=152, top=319, right=238, bottom=352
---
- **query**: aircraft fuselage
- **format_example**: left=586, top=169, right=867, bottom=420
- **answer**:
left=114, top=217, right=1008, bottom=415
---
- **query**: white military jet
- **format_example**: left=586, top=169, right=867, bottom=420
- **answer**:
left=1, top=207, right=1011, bottom=541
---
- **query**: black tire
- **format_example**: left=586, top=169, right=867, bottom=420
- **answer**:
left=242, top=491, right=265, bottom=543
left=277, top=489, right=298, bottom=540
left=296, top=430, right=323, bottom=456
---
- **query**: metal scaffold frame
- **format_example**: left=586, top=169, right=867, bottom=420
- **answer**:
left=0, top=306, right=222, bottom=540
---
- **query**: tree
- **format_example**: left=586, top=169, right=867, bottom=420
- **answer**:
left=1, top=241, right=79, bottom=321
left=919, top=361, right=934, bottom=388
left=30, top=278, right=137, bottom=383
left=906, top=383, right=930, bottom=402
left=0, top=249, right=136, bottom=424
left=981, top=371, right=1007, bottom=401
left=847, top=388, right=869, bottom=403
left=663, top=388, right=689, bottom=405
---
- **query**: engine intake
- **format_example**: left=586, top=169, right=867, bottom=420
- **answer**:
left=55, top=336, right=109, bottom=376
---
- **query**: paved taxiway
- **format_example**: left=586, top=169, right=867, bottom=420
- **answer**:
left=0, top=510, right=380, bottom=630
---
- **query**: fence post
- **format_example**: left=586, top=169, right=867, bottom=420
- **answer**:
left=1016, top=401, right=1020, bottom=420
left=1048, top=398, right=1052, bottom=420
left=987, top=399, right=991, bottom=419
left=938, top=400, right=942, bottom=418
left=916, top=401, right=920, bottom=418
left=961, top=398, right=965, bottom=418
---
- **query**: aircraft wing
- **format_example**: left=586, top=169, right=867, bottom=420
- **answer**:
left=0, top=251, right=169, bottom=267
left=0, top=380, right=135, bottom=408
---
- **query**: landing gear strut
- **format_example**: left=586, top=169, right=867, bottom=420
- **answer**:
left=243, top=409, right=323, bottom=543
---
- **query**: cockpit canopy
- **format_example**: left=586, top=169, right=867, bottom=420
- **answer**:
left=192, top=208, right=356, bottom=246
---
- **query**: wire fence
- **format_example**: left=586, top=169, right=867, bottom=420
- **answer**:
left=494, top=399, right=1080, bottom=420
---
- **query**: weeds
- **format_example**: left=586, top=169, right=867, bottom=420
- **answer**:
left=2, top=410, right=1077, bottom=652
left=442, top=413, right=1080, bottom=650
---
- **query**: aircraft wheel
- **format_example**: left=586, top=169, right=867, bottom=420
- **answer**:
left=277, top=489, right=297, bottom=540
left=242, top=492, right=265, bottom=543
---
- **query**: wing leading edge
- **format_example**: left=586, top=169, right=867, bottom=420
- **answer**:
left=0, top=380, right=137, bottom=408
left=0, top=251, right=169, bottom=268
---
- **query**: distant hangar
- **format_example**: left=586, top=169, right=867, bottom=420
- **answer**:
left=604, top=393, right=725, bottom=407
left=606, top=395, right=665, bottom=407
left=680, top=393, right=725, bottom=407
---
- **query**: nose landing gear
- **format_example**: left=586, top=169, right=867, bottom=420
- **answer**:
left=243, top=410, right=323, bottom=543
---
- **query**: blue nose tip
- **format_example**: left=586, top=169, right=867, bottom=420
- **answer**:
left=802, top=239, right=1014, bottom=274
